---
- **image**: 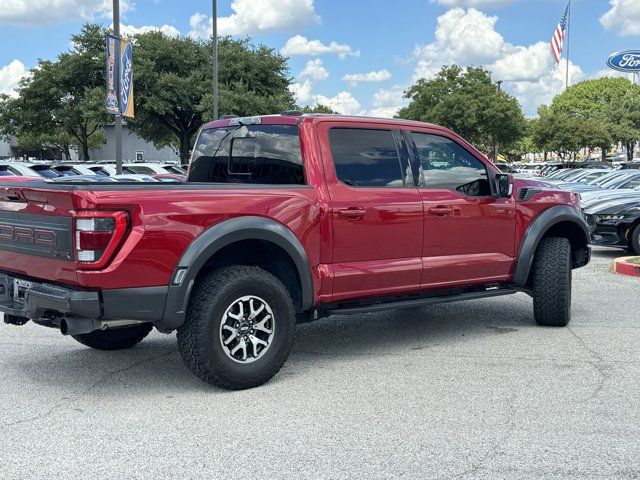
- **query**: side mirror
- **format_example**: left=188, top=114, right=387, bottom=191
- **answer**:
left=494, top=173, right=513, bottom=198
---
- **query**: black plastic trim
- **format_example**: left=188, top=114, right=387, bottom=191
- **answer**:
left=326, top=287, right=517, bottom=315
left=160, top=216, right=314, bottom=329
left=102, top=286, right=168, bottom=320
left=512, top=205, right=590, bottom=287
left=0, top=272, right=169, bottom=322
left=0, top=272, right=100, bottom=320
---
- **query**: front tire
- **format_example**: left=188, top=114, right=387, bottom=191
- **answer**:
left=72, top=323, right=153, bottom=350
left=177, top=266, right=296, bottom=390
left=532, top=237, right=572, bottom=327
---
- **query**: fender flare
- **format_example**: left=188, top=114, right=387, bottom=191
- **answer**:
left=159, top=216, right=314, bottom=329
left=512, top=205, right=590, bottom=287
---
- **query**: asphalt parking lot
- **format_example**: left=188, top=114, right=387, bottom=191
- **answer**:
left=0, top=247, right=638, bottom=479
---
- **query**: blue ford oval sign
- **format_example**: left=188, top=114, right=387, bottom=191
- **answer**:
left=607, top=50, right=640, bottom=73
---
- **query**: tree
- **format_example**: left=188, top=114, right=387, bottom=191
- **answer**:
left=301, top=103, right=337, bottom=114
left=532, top=105, right=611, bottom=163
left=551, top=77, right=639, bottom=160
left=398, top=65, right=526, bottom=156
left=0, top=24, right=109, bottom=160
left=130, top=34, right=295, bottom=162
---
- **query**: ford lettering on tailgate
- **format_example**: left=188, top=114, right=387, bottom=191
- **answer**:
left=0, top=212, right=73, bottom=261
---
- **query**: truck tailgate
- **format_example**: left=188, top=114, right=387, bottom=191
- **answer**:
left=0, top=184, right=81, bottom=285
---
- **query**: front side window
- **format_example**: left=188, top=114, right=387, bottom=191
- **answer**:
left=411, top=133, right=490, bottom=196
left=329, top=128, right=407, bottom=187
left=189, top=124, right=304, bottom=185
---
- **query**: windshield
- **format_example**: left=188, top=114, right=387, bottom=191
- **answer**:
left=188, top=124, right=304, bottom=185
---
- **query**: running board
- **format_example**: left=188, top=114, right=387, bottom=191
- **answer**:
left=324, top=287, right=518, bottom=316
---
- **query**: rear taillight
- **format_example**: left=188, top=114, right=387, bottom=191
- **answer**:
left=74, top=211, right=128, bottom=268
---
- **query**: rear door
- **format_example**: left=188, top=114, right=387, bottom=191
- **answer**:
left=406, top=129, right=516, bottom=288
left=318, top=122, right=423, bottom=302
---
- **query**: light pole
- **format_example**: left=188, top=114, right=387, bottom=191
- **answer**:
left=494, top=80, right=503, bottom=162
left=212, top=0, right=218, bottom=120
left=113, top=0, right=123, bottom=173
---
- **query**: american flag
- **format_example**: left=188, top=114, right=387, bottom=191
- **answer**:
left=550, top=3, right=569, bottom=65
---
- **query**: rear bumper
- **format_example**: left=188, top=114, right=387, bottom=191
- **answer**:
left=0, top=272, right=168, bottom=322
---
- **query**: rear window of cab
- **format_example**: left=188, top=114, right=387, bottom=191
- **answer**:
left=188, top=124, right=304, bottom=185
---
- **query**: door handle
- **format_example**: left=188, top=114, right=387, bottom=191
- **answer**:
left=428, top=206, right=453, bottom=216
left=338, top=208, right=366, bottom=220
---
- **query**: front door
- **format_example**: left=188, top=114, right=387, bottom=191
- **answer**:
left=406, top=130, right=516, bottom=289
left=318, top=122, right=424, bottom=302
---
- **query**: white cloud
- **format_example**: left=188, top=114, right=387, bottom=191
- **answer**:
left=432, top=0, right=521, bottom=7
left=119, top=23, right=180, bottom=38
left=0, top=0, right=132, bottom=25
left=411, top=7, right=587, bottom=115
left=299, top=59, right=329, bottom=82
left=509, top=61, right=584, bottom=115
left=600, top=0, right=640, bottom=36
left=289, top=80, right=363, bottom=115
left=368, top=85, right=408, bottom=118
left=0, top=60, right=27, bottom=96
left=343, top=70, right=392, bottom=87
left=290, top=80, right=313, bottom=105
left=189, top=0, right=319, bottom=39
left=315, top=92, right=363, bottom=116
left=281, top=35, right=360, bottom=60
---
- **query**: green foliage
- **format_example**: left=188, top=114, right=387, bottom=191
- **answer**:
left=129, top=33, right=295, bottom=161
left=532, top=105, right=611, bottom=161
left=398, top=65, right=526, bottom=156
left=550, top=77, right=640, bottom=160
left=301, top=103, right=337, bottom=114
left=0, top=24, right=110, bottom=160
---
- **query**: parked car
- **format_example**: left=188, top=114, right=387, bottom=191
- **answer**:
left=152, top=173, right=186, bottom=183
left=584, top=196, right=640, bottom=254
left=0, top=113, right=590, bottom=389
left=122, top=163, right=178, bottom=176
left=0, top=162, right=53, bottom=178
left=52, top=164, right=100, bottom=177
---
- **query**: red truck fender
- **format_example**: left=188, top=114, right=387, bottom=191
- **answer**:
left=512, top=205, right=590, bottom=288
left=159, top=216, right=315, bottom=330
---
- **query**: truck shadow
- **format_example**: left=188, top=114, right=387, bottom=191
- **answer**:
left=8, top=294, right=534, bottom=394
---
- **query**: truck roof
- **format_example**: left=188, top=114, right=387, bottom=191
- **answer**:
left=202, top=113, right=439, bottom=131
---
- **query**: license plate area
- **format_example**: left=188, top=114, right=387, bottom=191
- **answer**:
left=13, top=279, right=33, bottom=304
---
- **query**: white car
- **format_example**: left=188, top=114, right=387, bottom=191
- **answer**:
left=52, top=164, right=100, bottom=177
left=0, top=163, right=58, bottom=178
left=123, top=163, right=186, bottom=175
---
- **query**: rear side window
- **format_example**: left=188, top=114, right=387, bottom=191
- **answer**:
left=30, top=166, right=59, bottom=178
left=189, top=124, right=304, bottom=185
left=411, top=133, right=490, bottom=197
left=329, top=128, right=406, bottom=187
left=621, top=176, right=640, bottom=189
left=126, top=166, right=154, bottom=175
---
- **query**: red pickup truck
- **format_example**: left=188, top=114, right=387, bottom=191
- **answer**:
left=0, top=114, right=590, bottom=389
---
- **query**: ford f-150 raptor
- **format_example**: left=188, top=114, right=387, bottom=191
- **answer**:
left=0, top=113, right=590, bottom=389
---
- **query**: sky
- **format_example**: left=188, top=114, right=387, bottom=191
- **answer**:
left=0, top=0, right=639, bottom=117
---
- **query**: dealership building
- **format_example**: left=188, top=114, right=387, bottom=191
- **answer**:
left=0, top=123, right=178, bottom=163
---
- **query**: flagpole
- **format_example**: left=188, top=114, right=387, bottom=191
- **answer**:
left=565, top=0, right=571, bottom=91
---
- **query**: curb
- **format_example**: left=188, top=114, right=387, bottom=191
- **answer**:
left=613, top=256, right=640, bottom=278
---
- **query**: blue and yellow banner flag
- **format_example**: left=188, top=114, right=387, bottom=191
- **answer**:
left=105, top=34, right=134, bottom=118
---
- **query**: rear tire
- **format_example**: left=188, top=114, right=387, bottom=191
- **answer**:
left=177, top=266, right=296, bottom=390
left=72, top=323, right=153, bottom=350
left=532, top=237, right=572, bottom=327
left=629, top=224, right=640, bottom=255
